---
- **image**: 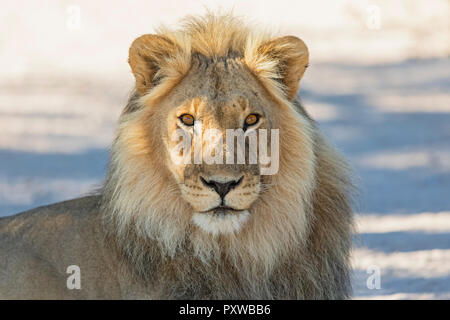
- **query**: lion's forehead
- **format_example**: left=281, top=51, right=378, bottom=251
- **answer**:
left=166, top=56, right=274, bottom=120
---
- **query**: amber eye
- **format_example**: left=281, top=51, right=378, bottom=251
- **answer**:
left=179, top=114, right=194, bottom=126
left=244, top=114, right=259, bottom=127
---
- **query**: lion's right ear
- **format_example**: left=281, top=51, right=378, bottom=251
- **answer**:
left=255, top=36, right=309, bottom=100
left=128, top=34, right=179, bottom=95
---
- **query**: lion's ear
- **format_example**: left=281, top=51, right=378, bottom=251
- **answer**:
left=128, top=34, right=179, bottom=95
left=257, top=36, right=309, bottom=100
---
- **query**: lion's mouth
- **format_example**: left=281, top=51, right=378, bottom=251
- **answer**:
left=200, top=205, right=245, bottom=216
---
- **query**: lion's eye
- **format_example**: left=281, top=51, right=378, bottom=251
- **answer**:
left=244, top=114, right=259, bottom=128
left=179, top=114, right=195, bottom=126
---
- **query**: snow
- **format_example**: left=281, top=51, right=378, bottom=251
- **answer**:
left=302, top=60, right=450, bottom=299
left=0, top=0, right=449, bottom=299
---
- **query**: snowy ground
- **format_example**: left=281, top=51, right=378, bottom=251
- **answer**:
left=302, top=60, right=450, bottom=299
left=0, top=0, right=449, bottom=299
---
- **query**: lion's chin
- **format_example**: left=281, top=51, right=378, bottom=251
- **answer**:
left=192, top=209, right=250, bottom=236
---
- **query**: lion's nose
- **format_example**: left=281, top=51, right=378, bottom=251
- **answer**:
left=200, top=176, right=243, bottom=199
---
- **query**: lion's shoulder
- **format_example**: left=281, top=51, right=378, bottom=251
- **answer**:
left=0, top=195, right=103, bottom=253
left=0, top=195, right=100, bottom=237
left=0, top=195, right=123, bottom=299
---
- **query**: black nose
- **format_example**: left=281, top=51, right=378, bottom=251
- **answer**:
left=200, top=176, right=243, bottom=199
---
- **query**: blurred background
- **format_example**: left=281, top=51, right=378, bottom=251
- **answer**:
left=0, top=0, right=449, bottom=299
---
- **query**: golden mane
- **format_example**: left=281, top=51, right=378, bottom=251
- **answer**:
left=100, top=12, right=354, bottom=299
left=132, top=12, right=304, bottom=105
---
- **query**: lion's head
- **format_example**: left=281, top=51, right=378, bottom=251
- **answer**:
left=101, top=13, right=353, bottom=299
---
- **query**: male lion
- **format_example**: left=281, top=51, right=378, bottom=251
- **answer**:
left=0, top=13, right=354, bottom=299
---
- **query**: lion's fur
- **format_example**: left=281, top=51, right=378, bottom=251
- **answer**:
left=0, top=13, right=354, bottom=299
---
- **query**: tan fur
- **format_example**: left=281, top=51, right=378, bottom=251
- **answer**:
left=0, top=13, right=353, bottom=299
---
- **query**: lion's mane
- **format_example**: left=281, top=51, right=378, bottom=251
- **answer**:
left=101, top=13, right=354, bottom=299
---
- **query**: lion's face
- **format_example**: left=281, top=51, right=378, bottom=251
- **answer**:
left=102, top=15, right=352, bottom=298
left=158, top=57, right=277, bottom=234
left=120, top=23, right=310, bottom=239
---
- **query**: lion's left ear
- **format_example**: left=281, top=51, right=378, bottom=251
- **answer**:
left=257, top=36, right=309, bottom=100
left=128, top=34, right=180, bottom=95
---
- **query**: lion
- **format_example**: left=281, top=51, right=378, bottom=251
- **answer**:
left=0, top=13, right=354, bottom=299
